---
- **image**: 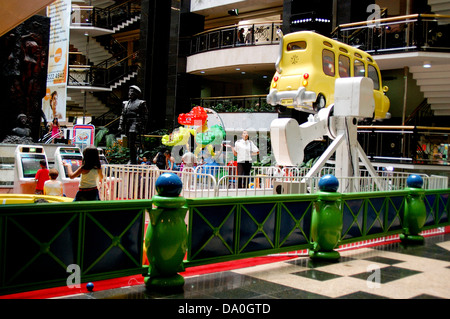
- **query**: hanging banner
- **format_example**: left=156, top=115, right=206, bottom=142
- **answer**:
left=42, top=0, right=71, bottom=124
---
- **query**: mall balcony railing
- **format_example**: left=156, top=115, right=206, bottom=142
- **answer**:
left=332, top=13, right=450, bottom=54
left=189, top=21, right=282, bottom=55
left=190, top=95, right=276, bottom=112
left=357, top=125, right=450, bottom=166
left=70, top=0, right=141, bottom=30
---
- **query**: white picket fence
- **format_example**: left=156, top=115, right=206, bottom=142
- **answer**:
left=99, top=164, right=448, bottom=200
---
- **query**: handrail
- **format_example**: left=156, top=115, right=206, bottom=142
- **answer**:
left=106, top=51, right=139, bottom=69
left=195, top=94, right=267, bottom=100
left=68, top=49, right=139, bottom=89
left=70, top=0, right=141, bottom=30
left=333, top=13, right=450, bottom=55
left=190, top=21, right=282, bottom=55
left=108, top=0, right=141, bottom=11
left=358, top=125, right=416, bottom=130
left=357, top=125, right=450, bottom=132
left=104, top=117, right=120, bottom=128
left=404, top=99, right=430, bottom=125
left=70, top=51, right=139, bottom=71
left=338, top=14, right=421, bottom=29
left=190, top=94, right=275, bottom=112
left=338, top=13, right=450, bottom=30
left=192, top=20, right=283, bottom=37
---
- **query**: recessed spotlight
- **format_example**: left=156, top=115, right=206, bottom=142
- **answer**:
left=423, top=61, right=431, bottom=68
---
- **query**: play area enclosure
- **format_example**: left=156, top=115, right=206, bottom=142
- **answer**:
left=1, top=178, right=449, bottom=295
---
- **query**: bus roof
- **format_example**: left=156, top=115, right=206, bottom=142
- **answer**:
left=283, top=31, right=376, bottom=63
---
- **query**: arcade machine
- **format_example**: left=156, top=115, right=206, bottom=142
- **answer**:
left=13, top=145, right=48, bottom=194
left=54, top=146, right=83, bottom=198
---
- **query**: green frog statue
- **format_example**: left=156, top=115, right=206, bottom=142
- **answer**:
left=144, top=173, right=188, bottom=290
left=400, top=174, right=427, bottom=244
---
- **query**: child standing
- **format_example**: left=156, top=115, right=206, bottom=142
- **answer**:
left=164, top=150, right=178, bottom=170
left=44, top=168, right=64, bottom=196
left=63, top=147, right=104, bottom=201
left=34, top=159, right=50, bottom=195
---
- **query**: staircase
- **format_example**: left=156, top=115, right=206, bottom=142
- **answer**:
left=428, top=0, right=450, bottom=15
left=70, top=32, right=113, bottom=66
left=410, top=64, right=450, bottom=116
left=110, top=70, right=138, bottom=90
left=67, top=68, right=139, bottom=116
left=68, top=91, right=109, bottom=117
left=67, top=0, right=142, bottom=118
left=113, top=15, right=141, bottom=32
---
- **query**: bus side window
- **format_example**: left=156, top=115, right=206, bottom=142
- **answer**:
left=368, top=64, right=380, bottom=90
left=287, top=41, right=307, bottom=51
left=354, top=59, right=365, bottom=77
left=322, top=49, right=335, bottom=77
left=339, top=55, right=350, bottom=78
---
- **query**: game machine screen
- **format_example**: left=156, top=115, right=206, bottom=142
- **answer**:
left=54, top=147, right=83, bottom=198
left=14, top=145, right=48, bottom=194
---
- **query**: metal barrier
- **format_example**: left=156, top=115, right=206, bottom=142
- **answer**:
left=0, top=200, right=148, bottom=295
left=99, top=164, right=448, bottom=200
left=184, top=188, right=450, bottom=267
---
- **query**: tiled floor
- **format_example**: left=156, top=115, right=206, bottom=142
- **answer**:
left=56, top=233, right=450, bottom=300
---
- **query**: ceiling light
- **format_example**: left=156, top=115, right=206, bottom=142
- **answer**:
left=423, top=61, right=431, bottom=68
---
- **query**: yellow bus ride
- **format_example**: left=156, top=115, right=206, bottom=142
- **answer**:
left=267, top=30, right=390, bottom=120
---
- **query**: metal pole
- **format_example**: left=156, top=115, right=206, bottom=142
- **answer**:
left=402, top=66, right=409, bottom=157
left=83, top=90, right=87, bottom=124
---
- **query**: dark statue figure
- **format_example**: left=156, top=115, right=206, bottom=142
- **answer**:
left=118, top=85, right=148, bottom=164
left=2, top=114, right=33, bottom=144
left=0, top=15, right=50, bottom=142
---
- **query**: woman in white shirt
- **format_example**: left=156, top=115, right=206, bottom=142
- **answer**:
left=226, top=130, right=259, bottom=188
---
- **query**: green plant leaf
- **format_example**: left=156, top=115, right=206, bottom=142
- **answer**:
left=94, top=127, right=109, bottom=147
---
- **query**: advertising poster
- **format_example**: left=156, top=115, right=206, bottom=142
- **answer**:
left=42, top=0, right=71, bottom=124
left=73, top=124, right=95, bottom=151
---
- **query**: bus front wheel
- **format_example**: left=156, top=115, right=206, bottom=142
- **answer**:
left=313, top=94, right=326, bottom=112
